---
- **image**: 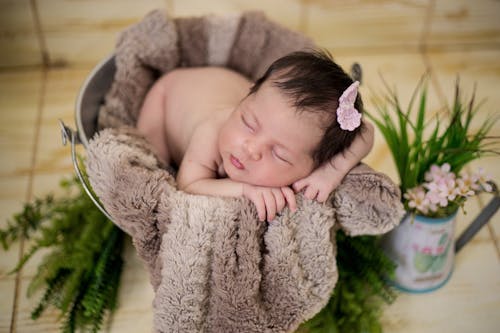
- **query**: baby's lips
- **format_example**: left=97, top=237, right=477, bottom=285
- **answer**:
left=230, top=154, right=245, bottom=170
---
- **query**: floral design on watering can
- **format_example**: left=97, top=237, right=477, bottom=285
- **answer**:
left=382, top=212, right=456, bottom=293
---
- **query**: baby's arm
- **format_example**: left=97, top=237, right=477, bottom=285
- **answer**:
left=179, top=165, right=296, bottom=222
left=177, top=124, right=296, bottom=221
left=293, top=121, right=374, bottom=202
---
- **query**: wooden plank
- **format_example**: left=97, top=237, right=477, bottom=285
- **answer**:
left=0, top=70, right=42, bottom=176
left=0, top=178, right=30, bottom=274
left=36, top=0, right=166, bottom=66
left=32, top=67, right=90, bottom=175
left=0, top=0, right=42, bottom=68
left=0, top=178, right=31, bottom=333
left=306, top=0, right=430, bottom=52
left=0, top=69, right=41, bottom=332
left=427, top=0, right=500, bottom=50
left=0, top=279, right=16, bottom=332
left=171, top=0, right=303, bottom=31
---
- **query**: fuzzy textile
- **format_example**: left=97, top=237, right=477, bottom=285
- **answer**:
left=85, top=10, right=404, bottom=333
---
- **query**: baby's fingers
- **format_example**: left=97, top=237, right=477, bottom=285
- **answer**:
left=252, top=194, right=266, bottom=221
left=292, top=178, right=308, bottom=193
left=281, top=187, right=297, bottom=212
left=303, top=186, right=319, bottom=201
left=316, top=189, right=329, bottom=203
left=273, top=188, right=286, bottom=214
left=316, top=180, right=340, bottom=203
left=262, top=190, right=277, bottom=222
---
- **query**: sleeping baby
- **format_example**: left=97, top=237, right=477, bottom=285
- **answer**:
left=137, top=50, right=374, bottom=222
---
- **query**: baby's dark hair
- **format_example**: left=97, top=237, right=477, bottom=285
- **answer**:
left=249, top=50, right=364, bottom=167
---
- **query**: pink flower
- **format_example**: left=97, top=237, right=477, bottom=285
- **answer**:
left=425, top=163, right=454, bottom=182
left=405, top=164, right=492, bottom=217
left=425, top=189, right=448, bottom=207
left=424, top=179, right=454, bottom=205
left=404, top=186, right=432, bottom=215
left=422, top=247, right=433, bottom=255
left=336, top=81, right=362, bottom=131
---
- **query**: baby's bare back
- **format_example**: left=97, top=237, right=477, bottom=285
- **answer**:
left=138, top=67, right=252, bottom=165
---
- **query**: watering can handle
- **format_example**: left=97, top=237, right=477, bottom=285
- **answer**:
left=59, top=120, right=114, bottom=222
left=455, top=187, right=500, bottom=253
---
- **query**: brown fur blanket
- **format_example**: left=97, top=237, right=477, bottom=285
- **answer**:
left=85, top=10, right=404, bottom=333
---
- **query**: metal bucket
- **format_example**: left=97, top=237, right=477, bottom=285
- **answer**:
left=59, top=55, right=116, bottom=220
left=75, top=54, right=116, bottom=146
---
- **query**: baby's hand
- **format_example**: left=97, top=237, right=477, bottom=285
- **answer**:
left=242, top=184, right=297, bottom=222
left=292, top=164, right=343, bottom=203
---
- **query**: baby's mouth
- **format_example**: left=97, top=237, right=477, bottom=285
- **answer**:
left=230, top=155, right=245, bottom=170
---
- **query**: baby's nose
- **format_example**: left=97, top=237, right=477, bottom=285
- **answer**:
left=244, top=140, right=262, bottom=161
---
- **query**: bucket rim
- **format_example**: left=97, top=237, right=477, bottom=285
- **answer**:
left=74, top=53, right=114, bottom=147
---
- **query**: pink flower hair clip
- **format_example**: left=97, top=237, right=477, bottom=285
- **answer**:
left=336, top=81, right=362, bottom=131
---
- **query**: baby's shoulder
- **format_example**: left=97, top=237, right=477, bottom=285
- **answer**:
left=185, top=118, right=221, bottom=165
left=192, top=116, right=221, bottom=140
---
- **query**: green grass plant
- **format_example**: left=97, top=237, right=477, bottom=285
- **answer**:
left=367, top=76, right=499, bottom=196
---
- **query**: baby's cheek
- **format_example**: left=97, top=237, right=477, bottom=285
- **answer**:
left=218, top=124, right=234, bottom=147
left=227, top=128, right=246, bottom=147
left=252, top=165, right=288, bottom=187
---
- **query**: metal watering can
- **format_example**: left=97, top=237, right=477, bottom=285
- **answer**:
left=382, top=186, right=499, bottom=293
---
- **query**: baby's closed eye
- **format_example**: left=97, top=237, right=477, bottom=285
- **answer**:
left=241, top=111, right=257, bottom=132
left=272, top=148, right=290, bottom=164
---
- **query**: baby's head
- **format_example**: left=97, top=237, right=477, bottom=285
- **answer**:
left=251, top=50, right=364, bottom=167
left=218, top=50, right=365, bottom=187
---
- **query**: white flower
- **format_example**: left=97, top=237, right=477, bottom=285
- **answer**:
left=405, top=164, right=493, bottom=217
left=424, top=178, right=456, bottom=206
left=404, top=186, right=431, bottom=215
left=473, top=167, right=493, bottom=192
left=455, top=178, right=475, bottom=197
left=458, top=171, right=480, bottom=191
left=425, top=163, right=454, bottom=182
left=441, top=178, right=458, bottom=201
left=425, top=188, right=448, bottom=207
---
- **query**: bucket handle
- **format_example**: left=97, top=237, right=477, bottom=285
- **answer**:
left=59, top=120, right=114, bottom=221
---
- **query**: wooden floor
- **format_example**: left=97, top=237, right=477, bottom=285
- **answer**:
left=1, top=1, right=499, bottom=332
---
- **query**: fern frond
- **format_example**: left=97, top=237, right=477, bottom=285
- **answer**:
left=1, top=174, right=126, bottom=333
